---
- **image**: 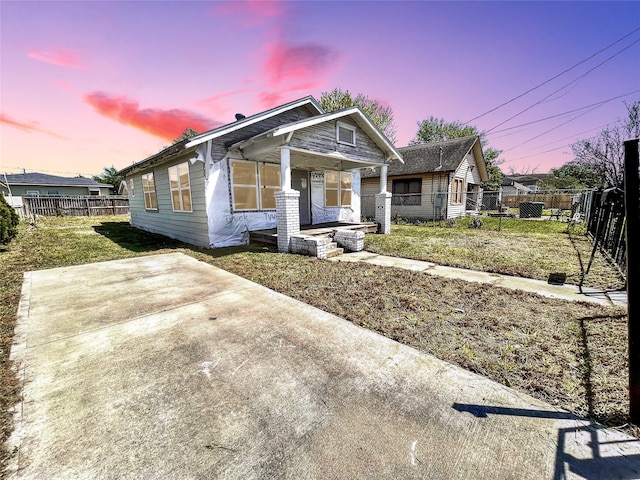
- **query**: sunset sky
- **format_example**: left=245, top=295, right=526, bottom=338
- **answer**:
left=1, top=1, right=639, bottom=178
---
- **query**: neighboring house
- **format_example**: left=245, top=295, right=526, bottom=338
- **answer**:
left=117, top=96, right=402, bottom=252
left=361, top=136, right=488, bottom=221
left=502, top=174, right=550, bottom=192
left=0, top=172, right=112, bottom=197
left=501, top=176, right=533, bottom=196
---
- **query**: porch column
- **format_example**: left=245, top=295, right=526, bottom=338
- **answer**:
left=280, top=146, right=292, bottom=191
left=380, top=164, right=388, bottom=193
left=375, top=163, right=392, bottom=234
left=275, top=146, right=300, bottom=252
left=375, top=191, right=392, bottom=234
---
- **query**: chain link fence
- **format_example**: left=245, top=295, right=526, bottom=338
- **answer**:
left=361, top=189, right=593, bottom=222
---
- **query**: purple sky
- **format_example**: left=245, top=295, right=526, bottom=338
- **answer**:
left=1, top=1, right=639, bottom=177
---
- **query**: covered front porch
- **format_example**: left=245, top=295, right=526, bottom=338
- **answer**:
left=229, top=107, right=401, bottom=255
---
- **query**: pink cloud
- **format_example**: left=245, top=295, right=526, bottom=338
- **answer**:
left=197, top=89, right=252, bottom=116
left=0, top=113, right=68, bottom=139
left=27, top=48, right=86, bottom=68
left=257, top=82, right=322, bottom=109
left=262, top=41, right=339, bottom=88
left=210, top=1, right=287, bottom=27
left=84, top=92, right=221, bottom=140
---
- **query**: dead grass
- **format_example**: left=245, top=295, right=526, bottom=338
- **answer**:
left=365, top=218, right=625, bottom=290
left=0, top=216, right=634, bottom=473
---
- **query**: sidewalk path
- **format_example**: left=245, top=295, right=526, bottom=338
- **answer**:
left=329, top=251, right=627, bottom=307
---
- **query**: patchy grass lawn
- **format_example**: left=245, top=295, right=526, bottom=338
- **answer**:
left=0, top=215, right=633, bottom=471
left=365, top=217, right=625, bottom=290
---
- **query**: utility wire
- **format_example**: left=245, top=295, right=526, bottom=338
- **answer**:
left=485, top=38, right=640, bottom=133
left=484, top=88, right=640, bottom=135
left=464, top=26, right=640, bottom=124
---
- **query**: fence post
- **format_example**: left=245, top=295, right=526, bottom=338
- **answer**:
left=625, top=138, right=640, bottom=421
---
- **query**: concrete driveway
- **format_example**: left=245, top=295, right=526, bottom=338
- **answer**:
left=7, top=252, right=640, bottom=479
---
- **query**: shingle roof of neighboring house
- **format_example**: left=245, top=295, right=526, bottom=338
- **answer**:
left=2, top=172, right=112, bottom=188
left=361, top=136, right=485, bottom=179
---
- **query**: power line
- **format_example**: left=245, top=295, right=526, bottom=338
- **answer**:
left=464, top=26, right=640, bottom=124
left=485, top=38, right=640, bottom=133
left=484, top=88, right=640, bottom=135
left=501, top=104, right=603, bottom=153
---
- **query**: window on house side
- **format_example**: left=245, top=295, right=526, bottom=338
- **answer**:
left=230, top=160, right=280, bottom=211
left=392, top=178, right=422, bottom=206
left=168, top=162, right=193, bottom=212
left=336, top=121, right=356, bottom=146
left=452, top=178, right=465, bottom=204
left=325, top=170, right=352, bottom=207
left=141, top=172, right=157, bottom=210
left=129, top=179, right=135, bottom=197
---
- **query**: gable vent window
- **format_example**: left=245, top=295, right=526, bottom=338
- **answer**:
left=336, top=121, right=356, bottom=146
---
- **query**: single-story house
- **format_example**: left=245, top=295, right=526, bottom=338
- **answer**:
left=0, top=172, right=112, bottom=197
left=501, top=176, right=533, bottom=196
left=117, top=96, right=402, bottom=254
left=360, top=136, right=489, bottom=221
left=502, top=174, right=550, bottom=192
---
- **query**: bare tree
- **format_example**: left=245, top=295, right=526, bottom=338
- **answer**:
left=571, top=100, right=640, bottom=187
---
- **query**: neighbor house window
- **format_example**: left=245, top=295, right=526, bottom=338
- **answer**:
left=141, top=172, right=157, bottom=210
left=168, top=162, right=192, bottom=212
left=392, top=178, right=422, bottom=206
left=47, top=190, right=60, bottom=196
left=336, top=121, right=356, bottom=146
left=129, top=179, right=135, bottom=197
left=26, top=190, right=40, bottom=196
left=230, top=160, right=280, bottom=211
left=325, top=170, right=352, bottom=207
left=452, top=178, right=465, bottom=204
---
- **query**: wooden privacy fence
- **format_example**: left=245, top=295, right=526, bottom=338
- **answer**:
left=23, top=195, right=129, bottom=217
left=501, top=192, right=579, bottom=210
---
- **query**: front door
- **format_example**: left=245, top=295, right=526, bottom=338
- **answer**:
left=292, top=169, right=310, bottom=225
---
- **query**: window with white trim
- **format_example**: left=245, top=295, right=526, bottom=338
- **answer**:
left=336, top=121, right=356, bottom=146
left=141, top=172, right=157, bottom=210
left=129, top=179, right=135, bottom=197
left=230, top=160, right=280, bottom=211
left=325, top=170, right=352, bottom=207
left=168, top=162, right=192, bottom=212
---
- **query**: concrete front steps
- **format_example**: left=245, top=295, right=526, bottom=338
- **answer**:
left=250, top=222, right=375, bottom=259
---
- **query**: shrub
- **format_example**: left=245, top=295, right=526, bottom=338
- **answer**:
left=0, top=194, right=20, bottom=244
left=469, top=217, right=484, bottom=229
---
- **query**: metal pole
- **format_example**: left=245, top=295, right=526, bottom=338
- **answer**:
left=625, top=138, right=640, bottom=421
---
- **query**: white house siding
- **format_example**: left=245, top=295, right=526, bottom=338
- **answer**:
left=128, top=154, right=210, bottom=247
left=448, top=153, right=483, bottom=218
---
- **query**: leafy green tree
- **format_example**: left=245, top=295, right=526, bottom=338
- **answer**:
left=538, top=161, right=601, bottom=190
left=319, top=88, right=398, bottom=143
left=172, top=128, right=199, bottom=144
left=571, top=100, right=640, bottom=188
left=0, top=194, right=20, bottom=244
left=92, top=166, right=121, bottom=194
left=410, top=117, right=504, bottom=190
left=411, top=117, right=479, bottom=144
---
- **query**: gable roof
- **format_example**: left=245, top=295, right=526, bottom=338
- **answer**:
left=361, top=136, right=487, bottom=180
left=2, top=172, right=112, bottom=188
left=118, top=96, right=324, bottom=177
left=233, top=106, right=402, bottom=162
